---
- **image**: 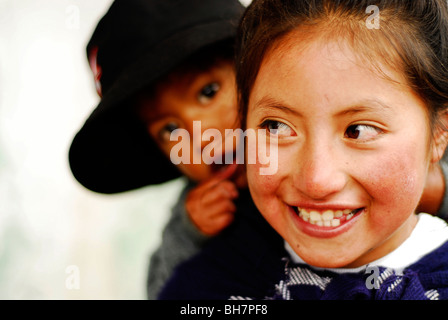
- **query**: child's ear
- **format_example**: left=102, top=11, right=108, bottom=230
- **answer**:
left=431, top=110, right=448, bottom=163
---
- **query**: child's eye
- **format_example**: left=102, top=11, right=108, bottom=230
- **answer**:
left=158, top=122, right=179, bottom=142
left=260, top=120, right=295, bottom=137
left=344, top=124, right=382, bottom=141
left=198, top=82, right=220, bottom=104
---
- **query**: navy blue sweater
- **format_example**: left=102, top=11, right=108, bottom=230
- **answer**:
left=159, top=189, right=448, bottom=300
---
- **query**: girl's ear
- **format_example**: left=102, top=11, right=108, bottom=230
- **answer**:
left=431, top=110, right=448, bottom=163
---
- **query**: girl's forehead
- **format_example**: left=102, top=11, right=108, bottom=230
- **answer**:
left=259, top=27, right=409, bottom=96
left=250, top=31, right=429, bottom=123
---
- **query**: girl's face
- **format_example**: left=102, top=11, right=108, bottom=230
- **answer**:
left=246, top=32, right=442, bottom=268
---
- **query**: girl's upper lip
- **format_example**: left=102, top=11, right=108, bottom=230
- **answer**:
left=287, top=202, right=364, bottom=211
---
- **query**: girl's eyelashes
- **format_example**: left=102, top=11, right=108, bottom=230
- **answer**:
left=158, top=122, right=179, bottom=142
left=258, top=119, right=382, bottom=142
left=344, top=124, right=383, bottom=142
left=198, top=82, right=220, bottom=104
left=259, top=119, right=296, bottom=137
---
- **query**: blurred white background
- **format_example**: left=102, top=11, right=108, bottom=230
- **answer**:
left=0, top=0, right=251, bottom=299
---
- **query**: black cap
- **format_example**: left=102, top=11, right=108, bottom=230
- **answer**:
left=68, top=0, right=245, bottom=194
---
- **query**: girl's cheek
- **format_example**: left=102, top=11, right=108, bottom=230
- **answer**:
left=247, top=162, right=283, bottom=231
left=246, top=149, right=291, bottom=216
left=246, top=134, right=279, bottom=194
left=247, top=163, right=277, bottom=197
left=361, top=147, right=427, bottom=227
left=247, top=160, right=279, bottom=211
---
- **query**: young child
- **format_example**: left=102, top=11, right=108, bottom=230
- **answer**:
left=159, top=0, right=448, bottom=300
left=135, top=38, right=249, bottom=299
left=68, top=0, right=246, bottom=299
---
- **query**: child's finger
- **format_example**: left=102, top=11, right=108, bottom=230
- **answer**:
left=208, top=199, right=237, bottom=217
left=213, top=162, right=239, bottom=181
left=199, top=210, right=235, bottom=236
left=199, top=163, right=240, bottom=189
left=210, top=211, right=235, bottom=229
left=201, top=181, right=238, bottom=204
left=187, top=194, right=236, bottom=235
left=212, top=180, right=239, bottom=199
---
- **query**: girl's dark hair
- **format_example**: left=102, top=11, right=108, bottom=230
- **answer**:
left=235, top=0, right=448, bottom=130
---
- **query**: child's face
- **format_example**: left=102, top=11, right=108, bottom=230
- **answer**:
left=246, top=32, right=440, bottom=268
left=139, top=61, right=241, bottom=183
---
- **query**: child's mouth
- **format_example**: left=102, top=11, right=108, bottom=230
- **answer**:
left=292, top=206, right=364, bottom=228
left=210, top=151, right=238, bottom=174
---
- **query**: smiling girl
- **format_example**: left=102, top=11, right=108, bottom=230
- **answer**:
left=158, top=0, right=448, bottom=300
left=235, top=0, right=448, bottom=299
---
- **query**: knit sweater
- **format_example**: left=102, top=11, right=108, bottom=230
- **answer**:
left=158, top=187, right=286, bottom=300
left=158, top=192, right=448, bottom=300
left=249, top=241, right=448, bottom=300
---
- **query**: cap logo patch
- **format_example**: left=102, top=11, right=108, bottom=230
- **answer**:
left=88, top=46, right=103, bottom=97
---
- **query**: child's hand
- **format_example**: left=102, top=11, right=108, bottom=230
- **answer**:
left=185, top=164, right=239, bottom=236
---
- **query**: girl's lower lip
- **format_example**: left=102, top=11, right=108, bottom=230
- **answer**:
left=288, top=206, right=364, bottom=239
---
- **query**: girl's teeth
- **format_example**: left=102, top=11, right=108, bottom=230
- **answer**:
left=322, top=210, right=334, bottom=221
left=297, top=207, right=361, bottom=227
left=310, top=211, right=320, bottom=222
left=300, top=209, right=310, bottom=221
left=331, top=219, right=341, bottom=227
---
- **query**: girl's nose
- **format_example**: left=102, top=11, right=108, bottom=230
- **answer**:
left=292, top=140, right=348, bottom=200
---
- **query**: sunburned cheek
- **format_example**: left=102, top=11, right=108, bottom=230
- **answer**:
left=247, top=163, right=278, bottom=195
left=364, top=150, right=425, bottom=222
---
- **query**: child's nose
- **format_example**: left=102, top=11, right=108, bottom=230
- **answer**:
left=292, top=140, right=347, bottom=200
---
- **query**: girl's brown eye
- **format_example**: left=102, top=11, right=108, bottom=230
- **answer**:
left=260, top=120, right=295, bottom=137
left=345, top=124, right=382, bottom=141
left=345, top=125, right=361, bottom=139
left=198, top=82, right=220, bottom=104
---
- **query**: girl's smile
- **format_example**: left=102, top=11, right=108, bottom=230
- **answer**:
left=289, top=206, right=365, bottom=238
left=245, top=30, right=444, bottom=269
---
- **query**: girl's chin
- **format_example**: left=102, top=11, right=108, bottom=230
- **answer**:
left=294, top=248, right=362, bottom=269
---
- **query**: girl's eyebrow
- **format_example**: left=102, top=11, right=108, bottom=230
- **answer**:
left=252, top=97, right=393, bottom=117
left=252, top=96, right=303, bottom=117
left=335, top=99, right=393, bottom=117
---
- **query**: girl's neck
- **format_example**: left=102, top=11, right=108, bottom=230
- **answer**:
left=285, top=213, right=448, bottom=273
